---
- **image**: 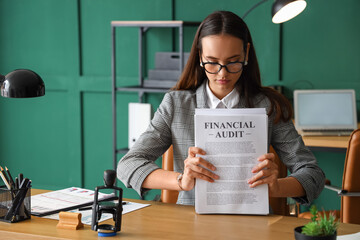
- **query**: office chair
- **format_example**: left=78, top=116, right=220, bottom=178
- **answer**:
left=298, top=129, right=360, bottom=224
left=161, top=145, right=291, bottom=216
left=161, top=145, right=179, bottom=204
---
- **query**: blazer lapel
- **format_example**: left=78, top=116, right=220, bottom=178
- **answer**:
left=196, top=81, right=208, bottom=108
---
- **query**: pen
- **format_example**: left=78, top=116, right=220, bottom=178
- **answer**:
left=22, top=180, right=32, bottom=218
left=78, top=202, right=128, bottom=211
left=5, top=167, right=16, bottom=188
left=0, top=168, right=11, bottom=190
left=18, top=173, right=23, bottom=189
left=78, top=206, right=92, bottom=211
left=0, top=166, right=11, bottom=188
left=15, top=177, right=19, bottom=189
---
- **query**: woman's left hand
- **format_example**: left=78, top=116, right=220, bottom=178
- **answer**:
left=247, top=153, right=280, bottom=195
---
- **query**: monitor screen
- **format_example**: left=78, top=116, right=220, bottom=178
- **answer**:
left=294, top=90, right=357, bottom=129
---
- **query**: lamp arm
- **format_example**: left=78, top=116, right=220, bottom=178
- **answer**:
left=242, top=0, right=270, bottom=19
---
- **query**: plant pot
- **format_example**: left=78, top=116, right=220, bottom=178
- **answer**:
left=294, top=226, right=337, bottom=240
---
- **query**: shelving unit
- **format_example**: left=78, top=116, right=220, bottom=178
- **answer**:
left=111, top=21, right=199, bottom=171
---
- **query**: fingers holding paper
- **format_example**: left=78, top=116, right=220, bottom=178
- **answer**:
left=181, top=147, right=220, bottom=191
left=247, top=153, right=280, bottom=194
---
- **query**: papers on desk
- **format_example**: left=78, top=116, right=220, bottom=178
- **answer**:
left=338, top=232, right=360, bottom=240
left=194, top=108, right=269, bottom=215
left=31, top=187, right=116, bottom=216
left=43, top=201, right=150, bottom=225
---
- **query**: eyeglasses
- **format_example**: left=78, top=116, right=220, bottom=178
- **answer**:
left=200, top=60, right=248, bottom=74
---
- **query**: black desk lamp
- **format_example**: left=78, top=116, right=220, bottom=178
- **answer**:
left=0, top=69, right=44, bottom=223
left=0, top=69, right=45, bottom=98
left=243, top=0, right=307, bottom=23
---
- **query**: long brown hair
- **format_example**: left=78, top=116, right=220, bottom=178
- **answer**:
left=174, top=11, right=292, bottom=123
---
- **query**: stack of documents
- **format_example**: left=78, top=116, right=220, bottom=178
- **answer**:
left=194, top=108, right=269, bottom=215
left=31, top=187, right=116, bottom=216
left=31, top=187, right=151, bottom=225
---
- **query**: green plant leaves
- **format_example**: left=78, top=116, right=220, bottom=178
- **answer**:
left=301, top=205, right=339, bottom=237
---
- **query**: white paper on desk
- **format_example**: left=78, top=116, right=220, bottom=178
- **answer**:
left=194, top=108, right=269, bottom=215
left=338, top=232, right=360, bottom=240
left=43, top=201, right=150, bottom=225
left=31, top=187, right=115, bottom=215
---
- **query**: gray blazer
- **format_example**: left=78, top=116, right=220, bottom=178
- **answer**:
left=117, top=82, right=325, bottom=205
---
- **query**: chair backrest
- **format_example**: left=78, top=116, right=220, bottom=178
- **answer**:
left=341, top=129, right=360, bottom=224
left=268, top=146, right=290, bottom=216
left=161, top=145, right=179, bottom=203
left=161, top=145, right=290, bottom=216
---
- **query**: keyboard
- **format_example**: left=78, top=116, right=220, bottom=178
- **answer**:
left=300, top=129, right=354, bottom=136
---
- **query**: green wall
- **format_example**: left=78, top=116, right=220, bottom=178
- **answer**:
left=0, top=0, right=359, bottom=210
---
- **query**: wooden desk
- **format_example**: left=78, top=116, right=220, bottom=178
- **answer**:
left=1, top=190, right=360, bottom=239
left=299, top=123, right=360, bottom=152
left=302, top=135, right=350, bottom=149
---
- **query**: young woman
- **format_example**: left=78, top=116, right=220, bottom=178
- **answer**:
left=117, top=11, right=325, bottom=206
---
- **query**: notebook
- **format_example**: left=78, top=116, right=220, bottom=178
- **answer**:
left=294, top=89, right=357, bottom=136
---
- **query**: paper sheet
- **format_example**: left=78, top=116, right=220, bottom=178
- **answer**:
left=338, top=232, right=360, bottom=240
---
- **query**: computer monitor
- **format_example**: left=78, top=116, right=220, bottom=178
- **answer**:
left=294, top=89, right=357, bottom=135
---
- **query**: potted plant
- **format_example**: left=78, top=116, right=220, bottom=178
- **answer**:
left=294, top=205, right=339, bottom=240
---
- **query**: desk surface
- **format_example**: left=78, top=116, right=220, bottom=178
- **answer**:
left=302, top=135, right=351, bottom=149
left=1, top=190, right=360, bottom=239
left=297, top=123, right=359, bottom=149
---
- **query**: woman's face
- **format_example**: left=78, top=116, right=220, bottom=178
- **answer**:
left=200, top=34, right=248, bottom=99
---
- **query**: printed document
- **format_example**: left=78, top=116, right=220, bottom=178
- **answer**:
left=194, top=108, right=269, bottom=214
left=31, top=187, right=116, bottom=216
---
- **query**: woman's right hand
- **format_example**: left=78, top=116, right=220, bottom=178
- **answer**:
left=180, top=147, right=220, bottom=191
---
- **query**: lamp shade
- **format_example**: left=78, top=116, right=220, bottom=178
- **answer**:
left=0, top=69, right=45, bottom=98
left=272, top=0, right=307, bottom=24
